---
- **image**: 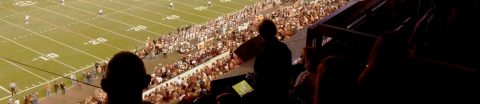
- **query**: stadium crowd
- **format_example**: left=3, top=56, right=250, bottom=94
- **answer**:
left=79, top=0, right=348, bottom=103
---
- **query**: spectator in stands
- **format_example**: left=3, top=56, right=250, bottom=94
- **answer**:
left=314, top=56, right=360, bottom=104
left=253, top=19, right=293, bottom=103
left=216, top=93, right=240, bottom=104
left=101, top=51, right=152, bottom=104
left=292, top=47, right=320, bottom=104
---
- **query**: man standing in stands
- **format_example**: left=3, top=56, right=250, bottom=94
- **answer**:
left=253, top=19, right=293, bottom=103
left=101, top=51, right=151, bottom=104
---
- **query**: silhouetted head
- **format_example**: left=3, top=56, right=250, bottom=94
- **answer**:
left=258, top=19, right=278, bottom=42
left=101, top=51, right=151, bottom=104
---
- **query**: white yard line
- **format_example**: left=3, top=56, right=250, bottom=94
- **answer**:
left=187, top=0, right=238, bottom=10
left=166, top=0, right=226, bottom=15
left=79, top=0, right=177, bottom=29
left=31, top=6, right=145, bottom=44
left=0, top=35, right=77, bottom=70
left=0, top=63, right=97, bottom=101
left=0, top=6, right=123, bottom=51
left=0, top=0, right=78, bottom=20
left=43, top=0, right=160, bottom=35
left=0, top=86, right=9, bottom=94
left=0, top=18, right=104, bottom=61
left=139, top=0, right=213, bottom=20
left=0, top=35, right=103, bottom=100
left=110, top=0, right=198, bottom=24
left=2, top=59, right=49, bottom=81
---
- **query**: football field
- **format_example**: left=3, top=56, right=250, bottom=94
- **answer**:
left=0, top=0, right=258, bottom=102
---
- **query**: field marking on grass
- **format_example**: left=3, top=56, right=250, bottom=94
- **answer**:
left=180, top=0, right=237, bottom=11
left=5, top=3, right=154, bottom=38
left=0, top=35, right=77, bottom=70
left=0, top=0, right=79, bottom=20
left=0, top=35, right=104, bottom=100
left=0, top=18, right=104, bottom=61
left=229, top=0, right=250, bottom=5
left=164, top=0, right=225, bottom=15
left=0, top=63, right=97, bottom=101
left=42, top=0, right=160, bottom=35
left=30, top=5, right=145, bottom=44
left=2, top=58, right=49, bottom=81
left=79, top=0, right=177, bottom=29
left=109, top=0, right=198, bottom=24
left=0, top=6, right=123, bottom=51
left=0, top=86, right=9, bottom=94
left=138, top=0, right=213, bottom=20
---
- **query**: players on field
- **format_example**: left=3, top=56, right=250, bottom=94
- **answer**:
left=25, top=15, right=30, bottom=24
left=98, top=9, right=104, bottom=16
left=169, top=2, right=174, bottom=9
left=208, top=0, right=212, bottom=7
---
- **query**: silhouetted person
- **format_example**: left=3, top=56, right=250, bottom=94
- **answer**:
left=292, top=47, right=320, bottom=104
left=101, top=51, right=152, bottom=104
left=253, top=19, right=292, bottom=103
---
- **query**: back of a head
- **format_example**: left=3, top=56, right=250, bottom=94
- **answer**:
left=258, top=19, right=277, bottom=41
left=101, top=51, right=151, bottom=103
left=316, top=56, right=359, bottom=103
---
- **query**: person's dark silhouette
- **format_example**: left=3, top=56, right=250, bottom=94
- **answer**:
left=101, top=51, right=151, bottom=104
left=253, top=19, right=292, bottom=103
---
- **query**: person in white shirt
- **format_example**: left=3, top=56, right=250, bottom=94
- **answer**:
left=70, top=74, right=77, bottom=87
left=98, top=9, right=103, bottom=16
left=169, top=2, right=174, bottom=9
left=208, top=1, right=212, bottom=7
left=9, top=82, right=16, bottom=96
left=8, top=98, right=13, bottom=104
left=25, top=15, right=30, bottom=24
left=60, top=0, right=65, bottom=5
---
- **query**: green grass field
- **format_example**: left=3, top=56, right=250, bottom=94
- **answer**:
left=0, top=0, right=259, bottom=103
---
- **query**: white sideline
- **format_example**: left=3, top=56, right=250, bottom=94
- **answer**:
left=0, top=86, right=9, bottom=94
left=2, top=59, right=49, bottom=81
left=0, top=6, right=123, bottom=51
left=110, top=0, right=197, bottom=24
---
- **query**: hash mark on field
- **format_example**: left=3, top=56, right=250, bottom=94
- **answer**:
left=0, top=86, right=9, bottom=93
